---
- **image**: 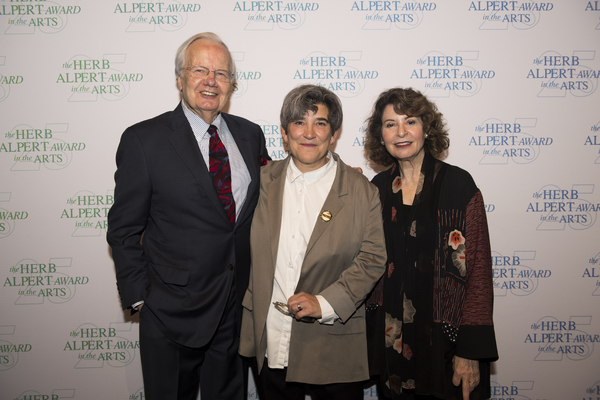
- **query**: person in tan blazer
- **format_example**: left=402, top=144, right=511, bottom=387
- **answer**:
left=239, top=85, right=387, bottom=400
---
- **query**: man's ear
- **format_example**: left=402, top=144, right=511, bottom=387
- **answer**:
left=230, top=80, right=237, bottom=95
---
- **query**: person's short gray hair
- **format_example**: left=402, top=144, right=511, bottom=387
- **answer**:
left=280, top=85, right=343, bottom=133
left=174, top=32, right=236, bottom=79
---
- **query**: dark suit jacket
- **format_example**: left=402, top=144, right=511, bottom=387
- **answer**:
left=107, top=102, right=268, bottom=348
left=239, top=153, right=387, bottom=384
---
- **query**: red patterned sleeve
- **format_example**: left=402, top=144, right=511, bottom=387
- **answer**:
left=456, top=190, right=498, bottom=360
left=463, top=190, right=494, bottom=326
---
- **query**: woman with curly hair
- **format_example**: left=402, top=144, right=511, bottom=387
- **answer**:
left=364, top=88, right=498, bottom=400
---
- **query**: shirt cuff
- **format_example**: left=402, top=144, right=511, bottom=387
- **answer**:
left=131, top=300, right=144, bottom=310
left=316, top=295, right=338, bottom=325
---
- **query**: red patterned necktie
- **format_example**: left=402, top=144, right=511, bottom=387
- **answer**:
left=208, top=125, right=236, bottom=224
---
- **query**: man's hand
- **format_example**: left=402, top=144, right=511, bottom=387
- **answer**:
left=288, top=292, right=322, bottom=320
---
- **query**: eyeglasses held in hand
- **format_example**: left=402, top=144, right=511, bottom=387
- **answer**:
left=273, top=301, right=315, bottom=323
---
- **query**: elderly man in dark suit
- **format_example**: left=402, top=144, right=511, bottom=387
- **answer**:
left=239, top=85, right=386, bottom=400
left=107, top=32, right=268, bottom=400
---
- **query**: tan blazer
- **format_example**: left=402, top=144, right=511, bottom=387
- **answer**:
left=239, top=153, right=386, bottom=385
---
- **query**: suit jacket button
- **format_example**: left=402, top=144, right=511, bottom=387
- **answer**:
left=228, top=264, right=234, bottom=270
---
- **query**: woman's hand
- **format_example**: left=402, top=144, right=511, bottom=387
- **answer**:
left=452, top=355, right=480, bottom=400
left=288, top=292, right=322, bottom=320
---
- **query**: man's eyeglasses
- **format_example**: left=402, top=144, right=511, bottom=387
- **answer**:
left=185, top=66, right=232, bottom=82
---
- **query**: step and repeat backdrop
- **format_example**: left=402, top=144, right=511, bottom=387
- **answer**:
left=1, top=1, right=599, bottom=399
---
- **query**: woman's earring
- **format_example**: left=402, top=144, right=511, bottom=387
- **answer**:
left=380, top=140, right=385, bottom=145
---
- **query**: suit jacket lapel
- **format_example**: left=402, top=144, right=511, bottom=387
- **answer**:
left=222, top=113, right=255, bottom=227
left=166, top=103, right=229, bottom=222
left=267, top=158, right=289, bottom=277
left=303, top=154, right=348, bottom=263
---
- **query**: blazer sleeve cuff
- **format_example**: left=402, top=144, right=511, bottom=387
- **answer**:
left=319, top=284, right=356, bottom=323
left=456, top=325, right=499, bottom=361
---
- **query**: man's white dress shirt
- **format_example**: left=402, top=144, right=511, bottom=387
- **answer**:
left=183, top=102, right=251, bottom=218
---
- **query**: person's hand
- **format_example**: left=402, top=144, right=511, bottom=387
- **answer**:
left=287, top=292, right=322, bottom=320
left=452, top=355, right=480, bottom=400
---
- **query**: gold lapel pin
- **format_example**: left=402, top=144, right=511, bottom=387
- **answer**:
left=320, top=210, right=332, bottom=222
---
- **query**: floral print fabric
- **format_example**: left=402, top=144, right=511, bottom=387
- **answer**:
left=367, top=154, right=497, bottom=400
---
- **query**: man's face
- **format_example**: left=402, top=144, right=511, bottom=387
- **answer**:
left=177, top=39, right=233, bottom=124
left=282, top=103, right=337, bottom=173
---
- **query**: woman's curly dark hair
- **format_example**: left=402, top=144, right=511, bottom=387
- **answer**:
left=364, top=87, right=450, bottom=167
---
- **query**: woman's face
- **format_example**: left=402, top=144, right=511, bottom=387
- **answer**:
left=381, top=104, right=426, bottom=163
left=282, top=103, right=337, bottom=173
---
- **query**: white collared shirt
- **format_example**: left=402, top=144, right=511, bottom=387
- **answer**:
left=182, top=102, right=251, bottom=221
left=266, top=153, right=338, bottom=369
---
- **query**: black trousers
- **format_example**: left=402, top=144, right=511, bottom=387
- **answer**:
left=138, top=283, right=243, bottom=400
left=259, top=362, right=365, bottom=400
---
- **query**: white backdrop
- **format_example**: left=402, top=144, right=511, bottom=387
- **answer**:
left=2, top=1, right=599, bottom=399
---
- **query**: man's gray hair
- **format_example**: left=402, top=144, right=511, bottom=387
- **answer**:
left=174, top=32, right=236, bottom=79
